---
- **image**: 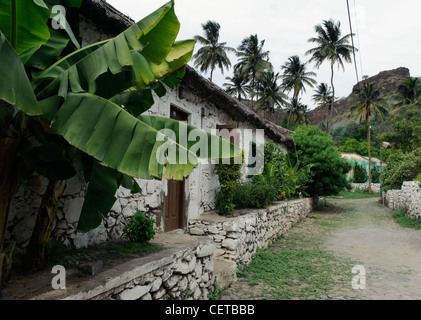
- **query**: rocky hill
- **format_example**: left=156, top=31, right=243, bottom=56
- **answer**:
left=308, top=67, right=411, bottom=128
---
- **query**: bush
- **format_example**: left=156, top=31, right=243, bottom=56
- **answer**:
left=352, top=162, right=368, bottom=183
left=122, top=211, right=156, bottom=243
left=215, top=152, right=244, bottom=215
left=371, top=166, right=381, bottom=184
left=231, top=175, right=279, bottom=209
left=381, top=147, right=421, bottom=191
left=293, top=126, right=352, bottom=197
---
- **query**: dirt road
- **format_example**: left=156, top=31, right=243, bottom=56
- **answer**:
left=221, top=197, right=421, bottom=300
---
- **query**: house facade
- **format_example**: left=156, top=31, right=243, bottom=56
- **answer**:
left=7, top=0, right=295, bottom=252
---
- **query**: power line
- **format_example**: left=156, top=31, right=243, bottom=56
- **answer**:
left=346, top=0, right=361, bottom=91
left=353, top=0, right=364, bottom=78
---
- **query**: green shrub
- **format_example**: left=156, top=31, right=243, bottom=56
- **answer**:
left=122, top=211, right=156, bottom=243
left=415, top=173, right=421, bottom=181
left=232, top=175, right=279, bottom=209
left=371, top=166, right=381, bottom=184
left=352, top=162, right=368, bottom=183
left=293, top=126, right=352, bottom=196
left=381, top=147, right=421, bottom=191
left=215, top=152, right=244, bottom=215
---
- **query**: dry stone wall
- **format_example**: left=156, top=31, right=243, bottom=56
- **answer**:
left=188, top=197, right=319, bottom=266
left=351, top=183, right=381, bottom=193
left=383, top=181, right=421, bottom=220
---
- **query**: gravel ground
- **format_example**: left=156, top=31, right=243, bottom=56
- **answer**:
left=221, top=197, right=421, bottom=300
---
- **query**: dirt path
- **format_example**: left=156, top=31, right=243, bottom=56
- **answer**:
left=221, top=197, right=421, bottom=300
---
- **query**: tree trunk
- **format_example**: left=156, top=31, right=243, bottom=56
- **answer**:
left=367, top=117, right=372, bottom=194
left=24, top=180, right=66, bottom=272
left=328, top=64, right=335, bottom=135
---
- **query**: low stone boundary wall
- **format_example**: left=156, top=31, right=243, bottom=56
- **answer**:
left=351, top=183, right=381, bottom=193
left=188, top=197, right=319, bottom=267
left=4, top=234, right=216, bottom=300
left=383, top=181, right=421, bottom=220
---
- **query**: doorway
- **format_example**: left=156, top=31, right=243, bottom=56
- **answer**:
left=164, top=106, right=188, bottom=232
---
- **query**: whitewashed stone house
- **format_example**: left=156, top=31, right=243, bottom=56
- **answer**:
left=7, top=0, right=294, bottom=251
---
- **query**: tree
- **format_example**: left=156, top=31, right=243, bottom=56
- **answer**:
left=0, top=0, right=239, bottom=280
left=393, top=77, right=421, bottom=107
left=292, top=125, right=352, bottom=197
left=312, top=83, right=333, bottom=108
left=352, top=162, right=368, bottom=183
left=380, top=104, right=421, bottom=153
left=349, top=82, right=388, bottom=193
left=280, top=55, right=316, bottom=124
left=234, top=34, right=271, bottom=100
left=193, top=20, right=236, bottom=81
left=306, top=19, right=356, bottom=135
left=223, top=72, right=250, bottom=101
left=253, top=71, right=288, bottom=112
left=285, top=98, right=309, bottom=126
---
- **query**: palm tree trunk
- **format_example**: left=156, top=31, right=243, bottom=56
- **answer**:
left=328, top=64, right=335, bottom=135
left=367, top=117, right=372, bottom=194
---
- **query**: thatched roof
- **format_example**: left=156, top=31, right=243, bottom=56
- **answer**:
left=79, top=0, right=295, bottom=149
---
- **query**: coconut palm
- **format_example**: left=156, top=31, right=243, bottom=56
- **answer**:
left=306, top=19, right=356, bottom=135
left=394, top=77, right=421, bottom=107
left=193, top=20, right=236, bottom=81
left=312, top=83, right=333, bottom=107
left=253, top=71, right=288, bottom=112
left=280, top=55, right=317, bottom=125
left=286, top=98, right=309, bottom=125
left=350, top=82, right=388, bottom=193
left=223, top=72, right=250, bottom=101
left=234, top=34, right=271, bottom=100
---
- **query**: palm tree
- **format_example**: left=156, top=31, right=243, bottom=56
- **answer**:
left=193, top=20, right=236, bottom=81
left=312, top=83, right=333, bottom=128
left=394, top=77, right=421, bottom=107
left=253, top=71, right=288, bottom=112
left=280, top=55, right=317, bottom=125
left=350, top=82, right=388, bottom=193
left=223, top=72, right=250, bottom=101
left=234, top=34, right=271, bottom=100
left=306, top=19, right=356, bottom=135
left=286, top=98, right=309, bottom=125
left=312, top=83, right=333, bottom=107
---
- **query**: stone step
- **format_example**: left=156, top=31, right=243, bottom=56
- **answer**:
left=214, top=259, right=237, bottom=290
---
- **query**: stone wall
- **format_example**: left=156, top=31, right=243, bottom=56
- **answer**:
left=351, top=183, right=381, bottom=193
left=8, top=234, right=216, bottom=300
left=383, top=181, right=421, bottom=220
left=188, top=197, right=319, bottom=267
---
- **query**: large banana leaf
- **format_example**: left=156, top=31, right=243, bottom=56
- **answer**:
left=0, top=0, right=50, bottom=54
left=34, top=0, right=192, bottom=101
left=0, top=33, right=42, bottom=115
left=51, top=93, right=199, bottom=180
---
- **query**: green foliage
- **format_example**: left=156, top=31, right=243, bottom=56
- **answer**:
left=215, top=152, right=244, bottom=215
left=380, top=105, right=421, bottom=153
left=231, top=175, right=279, bottom=209
left=122, top=211, right=156, bottom=243
left=381, top=148, right=421, bottom=191
left=415, top=173, right=421, bottom=181
left=293, top=126, right=352, bottom=196
left=371, top=166, right=381, bottom=184
left=114, top=242, right=163, bottom=257
left=352, top=162, right=368, bottom=183
left=392, top=209, right=421, bottom=229
left=338, top=137, right=381, bottom=159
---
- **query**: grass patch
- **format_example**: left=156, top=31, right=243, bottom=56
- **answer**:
left=235, top=213, right=360, bottom=300
left=328, top=191, right=380, bottom=200
left=113, top=242, right=164, bottom=257
left=392, top=209, right=421, bottom=230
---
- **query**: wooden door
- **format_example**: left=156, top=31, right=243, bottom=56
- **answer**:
left=165, top=106, right=188, bottom=232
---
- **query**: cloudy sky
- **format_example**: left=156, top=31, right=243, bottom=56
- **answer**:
left=107, top=0, right=421, bottom=109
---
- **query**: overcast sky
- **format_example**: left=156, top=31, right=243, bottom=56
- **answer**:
left=107, top=0, right=421, bottom=109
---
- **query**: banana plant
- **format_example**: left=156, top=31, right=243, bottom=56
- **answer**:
left=0, top=0, right=240, bottom=276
